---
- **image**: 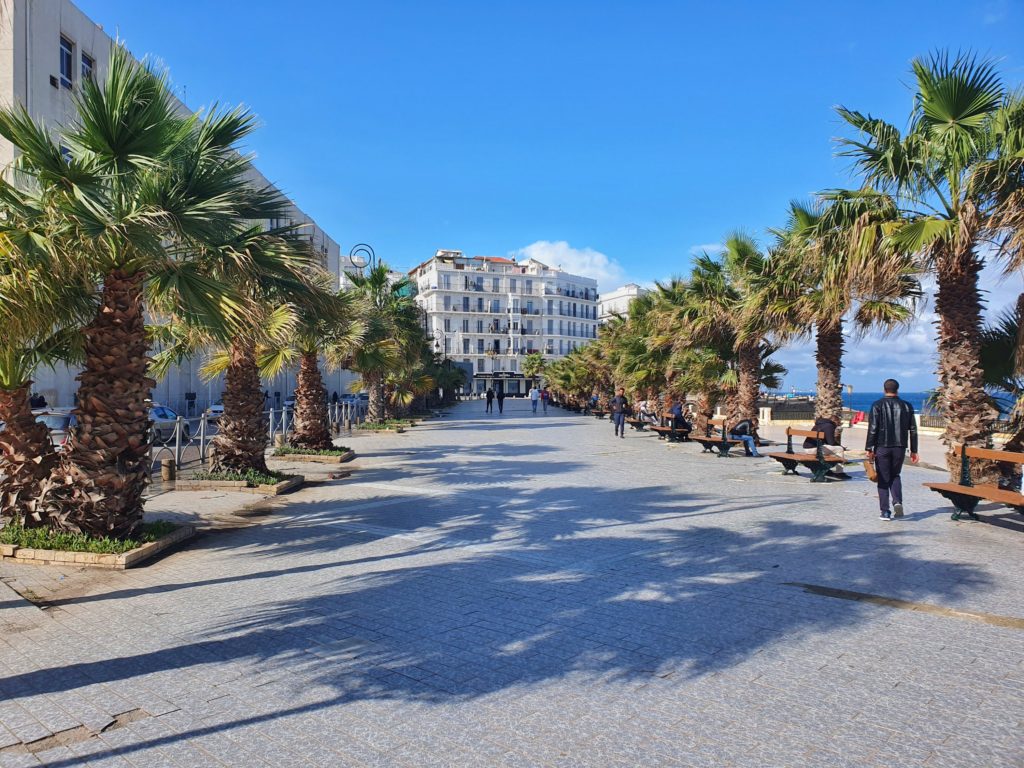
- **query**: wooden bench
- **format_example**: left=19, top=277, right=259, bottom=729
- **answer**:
left=650, top=412, right=691, bottom=442
left=924, top=444, right=1024, bottom=520
left=690, top=418, right=746, bottom=457
left=650, top=424, right=690, bottom=442
left=765, top=427, right=846, bottom=482
left=592, top=410, right=608, bottom=419
left=625, top=418, right=649, bottom=431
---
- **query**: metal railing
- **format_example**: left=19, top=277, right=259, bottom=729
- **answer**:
left=149, top=400, right=369, bottom=470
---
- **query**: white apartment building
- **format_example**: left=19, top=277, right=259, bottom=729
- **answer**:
left=411, top=250, right=599, bottom=396
left=0, top=0, right=346, bottom=415
left=598, top=283, right=649, bottom=323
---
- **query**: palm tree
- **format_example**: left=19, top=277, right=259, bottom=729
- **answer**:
left=522, top=352, right=546, bottom=390
left=836, top=51, right=1011, bottom=475
left=0, top=189, right=91, bottom=527
left=766, top=195, right=919, bottom=422
left=344, top=264, right=422, bottom=423
left=0, top=48, right=310, bottom=534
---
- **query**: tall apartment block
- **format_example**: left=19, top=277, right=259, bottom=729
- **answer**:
left=410, top=250, right=599, bottom=396
left=0, top=0, right=344, bottom=413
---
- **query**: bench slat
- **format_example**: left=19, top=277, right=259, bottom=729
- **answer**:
left=924, top=481, right=1024, bottom=507
left=961, top=446, right=1024, bottom=465
left=765, top=452, right=843, bottom=464
left=787, top=428, right=827, bottom=440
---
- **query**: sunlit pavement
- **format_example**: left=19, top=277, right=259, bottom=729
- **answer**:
left=1, top=399, right=1021, bottom=766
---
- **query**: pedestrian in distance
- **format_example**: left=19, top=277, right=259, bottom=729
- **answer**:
left=529, top=385, right=540, bottom=413
left=485, top=387, right=495, bottom=413
left=331, top=391, right=339, bottom=405
left=496, top=389, right=505, bottom=414
left=610, top=388, right=629, bottom=439
left=729, top=417, right=763, bottom=457
left=865, top=378, right=919, bottom=520
left=540, top=386, right=549, bottom=414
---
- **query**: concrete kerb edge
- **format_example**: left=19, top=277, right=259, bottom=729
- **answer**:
left=0, top=524, right=196, bottom=570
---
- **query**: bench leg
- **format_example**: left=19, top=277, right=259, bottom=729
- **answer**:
left=776, top=458, right=799, bottom=475
left=809, top=462, right=831, bottom=483
left=715, top=443, right=733, bottom=458
left=936, top=490, right=981, bottom=521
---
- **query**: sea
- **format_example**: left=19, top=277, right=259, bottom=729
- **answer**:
left=781, top=391, right=933, bottom=413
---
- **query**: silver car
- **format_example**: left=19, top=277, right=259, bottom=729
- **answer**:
left=149, top=405, right=189, bottom=443
left=35, top=411, right=78, bottom=452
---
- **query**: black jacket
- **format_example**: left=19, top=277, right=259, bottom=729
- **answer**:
left=804, top=418, right=839, bottom=448
left=610, top=396, right=629, bottom=415
left=865, top=396, right=918, bottom=452
left=731, top=419, right=758, bottom=439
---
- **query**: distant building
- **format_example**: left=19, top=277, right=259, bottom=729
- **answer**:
left=0, top=0, right=343, bottom=414
left=410, top=250, right=599, bottom=395
left=598, top=283, right=649, bottom=323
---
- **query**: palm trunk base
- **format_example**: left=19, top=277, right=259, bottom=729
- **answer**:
left=0, top=384, right=58, bottom=528
left=290, top=352, right=333, bottom=450
left=210, top=341, right=269, bottom=474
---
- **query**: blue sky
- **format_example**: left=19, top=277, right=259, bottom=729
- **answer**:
left=77, top=0, right=1024, bottom=390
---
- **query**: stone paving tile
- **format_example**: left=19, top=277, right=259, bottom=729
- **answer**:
left=0, top=401, right=1022, bottom=767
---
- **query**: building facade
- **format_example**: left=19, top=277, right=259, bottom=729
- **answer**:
left=0, top=0, right=345, bottom=415
left=411, top=250, right=599, bottom=395
left=598, top=283, right=649, bottom=324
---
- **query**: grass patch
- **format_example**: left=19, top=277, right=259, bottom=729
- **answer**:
left=273, top=445, right=350, bottom=456
left=191, top=468, right=295, bottom=487
left=0, top=520, right=179, bottom=554
left=357, top=420, right=412, bottom=431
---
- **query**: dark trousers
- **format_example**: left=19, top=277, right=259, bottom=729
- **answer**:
left=612, top=412, right=625, bottom=436
left=485, top=399, right=493, bottom=413
left=497, top=399, right=504, bottom=413
left=875, top=446, right=906, bottom=512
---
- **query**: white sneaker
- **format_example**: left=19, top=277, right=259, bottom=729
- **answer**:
left=893, top=503, right=904, bottom=518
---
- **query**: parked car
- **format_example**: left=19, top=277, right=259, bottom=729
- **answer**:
left=149, top=404, right=188, bottom=443
left=35, top=410, right=78, bottom=452
left=205, top=402, right=225, bottom=422
left=283, top=394, right=296, bottom=409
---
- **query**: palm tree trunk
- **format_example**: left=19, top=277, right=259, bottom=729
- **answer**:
left=367, top=374, right=385, bottom=423
left=721, top=384, right=739, bottom=424
left=0, top=383, right=56, bottom=528
left=694, top=391, right=715, bottom=435
left=814, top=320, right=844, bottom=422
left=210, top=339, right=269, bottom=473
left=42, top=271, right=152, bottom=538
left=935, top=249, right=998, bottom=479
left=290, top=352, right=333, bottom=450
left=736, top=343, right=760, bottom=421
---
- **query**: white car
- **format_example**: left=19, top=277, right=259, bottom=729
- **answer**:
left=149, top=404, right=189, bottom=443
left=205, top=402, right=225, bottom=422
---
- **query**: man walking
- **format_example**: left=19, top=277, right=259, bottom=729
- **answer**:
left=865, top=378, right=919, bottom=520
left=485, top=387, right=494, bottom=413
left=610, top=388, right=629, bottom=439
left=540, top=387, right=549, bottom=414
left=529, top=385, right=540, bottom=413
left=496, top=388, right=505, bottom=414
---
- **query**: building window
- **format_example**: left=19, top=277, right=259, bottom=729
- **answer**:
left=477, top=358, right=485, bottom=373
left=510, top=278, right=517, bottom=293
left=526, top=280, right=533, bottom=294
left=547, top=319, right=553, bottom=334
left=443, top=318, right=451, bottom=332
left=462, top=318, right=469, bottom=332
left=477, top=319, right=484, bottom=333
left=492, top=278, right=500, bottom=292
left=477, top=339, right=484, bottom=353
left=462, top=296, right=469, bottom=311
left=476, top=297, right=484, bottom=312
left=59, top=36, right=73, bottom=88
left=444, top=338, right=451, bottom=354
left=463, top=339, right=470, bottom=354
left=81, top=52, right=94, bottom=81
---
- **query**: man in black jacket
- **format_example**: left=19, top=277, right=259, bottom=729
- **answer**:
left=610, top=388, right=629, bottom=439
left=865, top=378, right=919, bottom=520
left=729, top=417, right=763, bottom=457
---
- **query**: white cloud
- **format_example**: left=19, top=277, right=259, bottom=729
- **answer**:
left=688, top=243, right=726, bottom=257
left=513, top=240, right=627, bottom=292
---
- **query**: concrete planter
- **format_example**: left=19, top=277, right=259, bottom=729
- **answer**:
left=270, top=450, right=355, bottom=464
left=357, top=427, right=405, bottom=434
left=174, top=476, right=304, bottom=495
left=0, top=525, right=195, bottom=570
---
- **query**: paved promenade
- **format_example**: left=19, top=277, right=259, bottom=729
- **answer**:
left=1, top=400, right=1022, bottom=767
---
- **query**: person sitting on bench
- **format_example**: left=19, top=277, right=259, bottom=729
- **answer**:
left=804, top=415, right=847, bottom=476
left=638, top=400, right=657, bottom=423
left=669, top=402, right=692, bottom=431
left=730, top=417, right=763, bottom=457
